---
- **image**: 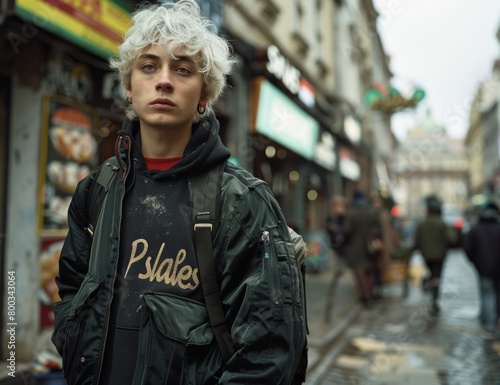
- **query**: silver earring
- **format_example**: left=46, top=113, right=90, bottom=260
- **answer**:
left=197, top=105, right=206, bottom=115
left=127, top=96, right=132, bottom=104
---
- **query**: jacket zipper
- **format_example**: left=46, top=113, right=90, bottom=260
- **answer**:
left=261, top=230, right=281, bottom=308
left=96, top=137, right=131, bottom=385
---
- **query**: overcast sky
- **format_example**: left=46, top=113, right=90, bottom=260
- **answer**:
left=372, top=0, right=500, bottom=140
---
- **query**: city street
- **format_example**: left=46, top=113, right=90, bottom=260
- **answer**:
left=305, top=250, right=500, bottom=385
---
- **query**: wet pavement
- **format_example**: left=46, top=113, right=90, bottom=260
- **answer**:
left=306, top=250, right=500, bottom=385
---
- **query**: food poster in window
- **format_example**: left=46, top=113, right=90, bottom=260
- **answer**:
left=38, top=95, right=97, bottom=236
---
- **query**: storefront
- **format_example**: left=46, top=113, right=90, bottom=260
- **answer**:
left=248, top=74, right=339, bottom=273
left=0, top=0, right=131, bottom=361
left=338, top=145, right=361, bottom=200
left=339, top=114, right=362, bottom=199
left=218, top=42, right=339, bottom=272
left=251, top=77, right=332, bottom=228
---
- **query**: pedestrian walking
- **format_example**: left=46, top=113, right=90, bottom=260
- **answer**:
left=324, top=195, right=347, bottom=321
left=326, top=195, right=347, bottom=263
left=343, top=190, right=382, bottom=307
left=462, top=201, right=500, bottom=340
left=51, top=2, right=307, bottom=384
left=410, top=195, right=456, bottom=315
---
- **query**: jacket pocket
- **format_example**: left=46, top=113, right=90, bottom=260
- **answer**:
left=275, top=239, right=302, bottom=306
left=56, top=274, right=102, bottom=384
left=133, top=293, right=218, bottom=385
left=259, top=228, right=302, bottom=315
left=259, top=230, right=283, bottom=316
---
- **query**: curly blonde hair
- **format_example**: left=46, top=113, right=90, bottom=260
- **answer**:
left=110, top=0, right=235, bottom=122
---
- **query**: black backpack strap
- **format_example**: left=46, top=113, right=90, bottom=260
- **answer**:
left=189, top=162, right=235, bottom=364
left=189, top=162, right=225, bottom=239
left=86, top=157, right=119, bottom=237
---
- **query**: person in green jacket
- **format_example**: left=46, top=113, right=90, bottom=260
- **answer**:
left=411, top=195, right=456, bottom=315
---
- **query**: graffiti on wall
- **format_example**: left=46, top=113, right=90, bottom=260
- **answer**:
left=45, top=50, right=93, bottom=102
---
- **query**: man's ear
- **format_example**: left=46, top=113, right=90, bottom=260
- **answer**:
left=199, top=87, right=210, bottom=107
left=199, top=95, right=209, bottom=107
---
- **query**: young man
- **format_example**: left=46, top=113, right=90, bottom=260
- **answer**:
left=51, top=1, right=307, bottom=384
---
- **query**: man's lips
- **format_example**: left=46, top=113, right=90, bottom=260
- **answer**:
left=150, top=98, right=175, bottom=108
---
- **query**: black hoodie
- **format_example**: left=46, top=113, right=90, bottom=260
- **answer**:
left=54, top=113, right=307, bottom=385
left=101, top=115, right=230, bottom=385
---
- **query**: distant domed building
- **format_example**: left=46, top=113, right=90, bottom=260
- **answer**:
left=393, top=110, right=469, bottom=218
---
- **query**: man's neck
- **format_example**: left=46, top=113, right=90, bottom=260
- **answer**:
left=140, top=124, right=192, bottom=158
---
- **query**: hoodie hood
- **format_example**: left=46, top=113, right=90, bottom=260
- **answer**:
left=425, top=195, right=442, bottom=216
left=115, top=114, right=231, bottom=179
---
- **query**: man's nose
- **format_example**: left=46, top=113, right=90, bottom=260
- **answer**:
left=156, top=69, right=174, bottom=91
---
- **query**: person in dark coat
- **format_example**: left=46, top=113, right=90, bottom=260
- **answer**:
left=462, top=201, right=500, bottom=340
left=411, top=195, right=456, bottom=315
left=326, top=195, right=347, bottom=262
left=370, top=195, right=400, bottom=299
left=343, top=191, right=382, bottom=307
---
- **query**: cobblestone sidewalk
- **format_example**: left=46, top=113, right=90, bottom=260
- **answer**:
left=307, top=252, right=500, bottom=385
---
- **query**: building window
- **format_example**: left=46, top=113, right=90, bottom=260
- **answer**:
left=291, top=0, right=303, bottom=30
left=259, top=0, right=280, bottom=25
left=290, top=0, right=309, bottom=57
left=316, top=59, right=328, bottom=78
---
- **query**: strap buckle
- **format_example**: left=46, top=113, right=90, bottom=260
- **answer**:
left=194, top=223, right=213, bottom=231
left=194, top=212, right=213, bottom=232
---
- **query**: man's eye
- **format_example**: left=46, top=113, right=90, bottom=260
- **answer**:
left=141, top=64, right=155, bottom=71
left=176, top=67, right=191, bottom=74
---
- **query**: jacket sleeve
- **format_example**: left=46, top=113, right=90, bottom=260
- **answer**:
left=217, top=184, right=307, bottom=385
left=51, top=174, right=95, bottom=354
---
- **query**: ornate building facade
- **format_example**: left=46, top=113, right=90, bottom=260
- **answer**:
left=393, top=111, right=469, bottom=218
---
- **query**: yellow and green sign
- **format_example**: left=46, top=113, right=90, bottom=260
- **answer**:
left=363, top=81, right=425, bottom=114
left=15, top=0, right=132, bottom=58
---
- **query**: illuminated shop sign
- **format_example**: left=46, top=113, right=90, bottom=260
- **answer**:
left=339, top=147, right=360, bottom=181
left=15, top=0, right=132, bottom=58
left=266, top=45, right=316, bottom=107
left=344, top=115, right=361, bottom=144
left=256, top=80, right=319, bottom=160
left=314, top=132, right=336, bottom=171
left=266, top=45, right=301, bottom=95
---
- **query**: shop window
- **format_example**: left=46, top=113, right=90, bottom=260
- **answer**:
left=96, top=117, right=122, bottom=163
left=305, top=172, right=326, bottom=231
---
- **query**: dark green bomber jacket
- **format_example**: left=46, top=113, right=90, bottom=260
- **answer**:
left=51, top=117, right=307, bottom=385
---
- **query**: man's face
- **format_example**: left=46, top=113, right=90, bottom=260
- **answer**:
left=127, top=44, right=207, bottom=132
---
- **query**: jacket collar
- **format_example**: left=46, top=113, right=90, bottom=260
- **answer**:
left=115, top=114, right=231, bottom=178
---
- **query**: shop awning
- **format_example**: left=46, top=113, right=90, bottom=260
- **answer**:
left=14, top=0, right=132, bottom=58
